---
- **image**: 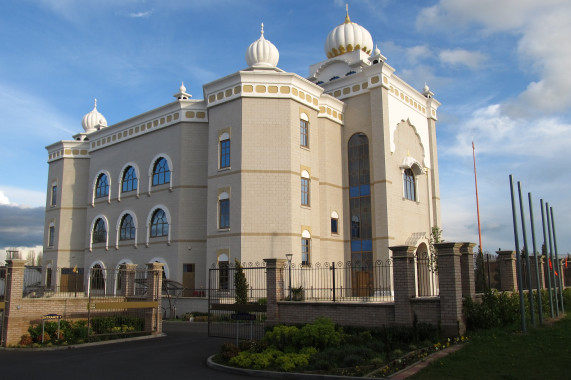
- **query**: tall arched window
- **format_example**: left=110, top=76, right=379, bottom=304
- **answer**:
left=120, top=214, right=136, bottom=240
left=95, top=173, right=109, bottom=198
left=403, top=168, right=416, bottom=201
left=122, top=166, right=138, bottom=193
left=348, top=133, right=373, bottom=296
left=92, top=218, right=107, bottom=243
left=300, top=113, right=309, bottom=148
left=219, top=192, right=230, bottom=229
left=301, top=170, right=310, bottom=206
left=152, top=158, right=170, bottom=186
left=150, top=209, right=169, bottom=237
left=219, top=132, right=231, bottom=169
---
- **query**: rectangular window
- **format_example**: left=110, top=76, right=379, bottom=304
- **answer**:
left=220, top=139, right=230, bottom=168
left=331, top=218, right=338, bottom=234
left=300, top=120, right=309, bottom=147
left=404, top=169, right=416, bottom=201
left=301, top=178, right=309, bottom=206
left=48, top=226, right=55, bottom=247
left=219, top=199, right=230, bottom=229
left=51, top=185, right=57, bottom=206
left=301, top=238, right=310, bottom=265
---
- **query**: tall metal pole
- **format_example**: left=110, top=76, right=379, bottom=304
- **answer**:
left=550, top=207, right=565, bottom=314
left=517, top=182, right=535, bottom=326
left=546, top=203, right=559, bottom=316
left=509, top=175, right=526, bottom=332
left=540, top=199, right=554, bottom=317
left=472, top=142, right=483, bottom=252
left=528, top=193, right=543, bottom=324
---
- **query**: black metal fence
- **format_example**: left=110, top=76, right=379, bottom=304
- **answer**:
left=208, top=262, right=267, bottom=340
left=283, top=260, right=396, bottom=302
left=415, top=252, right=440, bottom=297
left=0, top=266, right=5, bottom=346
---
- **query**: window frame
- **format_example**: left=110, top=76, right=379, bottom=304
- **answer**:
left=122, top=166, right=138, bottom=193
left=50, top=182, right=57, bottom=207
left=119, top=213, right=136, bottom=241
left=48, top=224, right=55, bottom=247
left=219, top=133, right=231, bottom=169
left=403, top=168, right=416, bottom=201
left=150, top=209, right=169, bottom=238
left=219, top=198, right=230, bottom=229
left=95, top=173, right=110, bottom=199
left=301, top=236, right=310, bottom=266
left=152, top=157, right=171, bottom=186
left=92, top=218, right=107, bottom=244
left=301, top=170, right=310, bottom=206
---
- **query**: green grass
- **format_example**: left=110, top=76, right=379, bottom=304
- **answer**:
left=410, top=314, right=571, bottom=380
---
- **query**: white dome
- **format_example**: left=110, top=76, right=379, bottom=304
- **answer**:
left=82, top=99, right=107, bottom=133
left=245, top=23, right=279, bottom=68
left=324, top=7, right=373, bottom=58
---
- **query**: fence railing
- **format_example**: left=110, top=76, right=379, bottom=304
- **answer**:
left=283, top=260, right=395, bottom=302
left=21, top=266, right=152, bottom=298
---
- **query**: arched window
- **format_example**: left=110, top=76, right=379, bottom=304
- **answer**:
left=152, top=157, right=170, bottom=186
left=219, top=192, right=230, bottom=229
left=300, top=113, right=309, bottom=147
left=331, top=211, right=339, bottom=234
left=92, top=218, right=107, bottom=243
left=150, top=209, right=169, bottom=237
left=90, top=263, right=105, bottom=291
left=301, top=230, right=311, bottom=266
left=119, top=214, right=136, bottom=240
left=122, top=166, right=138, bottom=193
left=219, top=132, right=230, bottom=169
left=403, top=168, right=416, bottom=201
left=218, top=253, right=229, bottom=290
left=95, top=173, right=109, bottom=198
left=301, top=170, right=310, bottom=206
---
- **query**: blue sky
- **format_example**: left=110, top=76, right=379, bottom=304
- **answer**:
left=1, top=0, right=570, bottom=260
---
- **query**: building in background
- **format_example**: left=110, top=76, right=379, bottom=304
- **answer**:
left=43, top=10, right=441, bottom=295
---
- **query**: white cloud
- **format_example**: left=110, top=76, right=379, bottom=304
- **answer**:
left=0, top=191, right=10, bottom=205
left=439, top=49, right=486, bottom=70
left=127, top=10, right=153, bottom=18
left=418, top=0, right=571, bottom=114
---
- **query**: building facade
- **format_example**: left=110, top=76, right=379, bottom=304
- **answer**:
left=43, top=11, right=441, bottom=294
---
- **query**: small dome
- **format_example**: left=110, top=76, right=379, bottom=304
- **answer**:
left=373, top=44, right=381, bottom=56
left=245, top=23, right=279, bottom=68
left=82, top=99, right=107, bottom=133
left=325, top=6, right=373, bottom=58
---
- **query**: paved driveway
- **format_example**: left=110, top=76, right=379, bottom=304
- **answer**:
left=0, top=322, right=273, bottom=380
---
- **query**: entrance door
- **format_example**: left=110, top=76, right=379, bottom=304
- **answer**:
left=182, top=263, right=195, bottom=297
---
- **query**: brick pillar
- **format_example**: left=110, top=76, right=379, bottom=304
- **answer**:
left=390, top=246, right=416, bottom=326
left=264, top=258, right=286, bottom=325
left=2, top=259, right=27, bottom=347
left=120, top=264, right=138, bottom=297
left=460, top=243, right=476, bottom=298
left=145, top=262, right=163, bottom=335
left=435, top=242, right=465, bottom=337
left=497, top=250, right=517, bottom=291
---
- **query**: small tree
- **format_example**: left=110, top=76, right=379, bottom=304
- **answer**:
left=234, top=259, right=249, bottom=304
left=474, top=248, right=488, bottom=292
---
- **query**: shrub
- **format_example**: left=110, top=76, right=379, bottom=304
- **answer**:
left=464, top=289, right=520, bottom=330
left=264, top=325, right=299, bottom=351
left=293, top=317, right=342, bottom=350
left=19, top=334, right=33, bottom=346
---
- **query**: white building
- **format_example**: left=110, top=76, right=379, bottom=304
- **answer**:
left=43, top=10, right=441, bottom=295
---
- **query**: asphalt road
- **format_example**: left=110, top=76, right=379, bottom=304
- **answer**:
left=0, top=322, right=273, bottom=380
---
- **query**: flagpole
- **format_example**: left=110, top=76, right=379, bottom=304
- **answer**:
left=473, top=142, right=483, bottom=252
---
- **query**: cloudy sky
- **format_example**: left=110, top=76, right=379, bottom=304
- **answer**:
left=0, top=0, right=570, bottom=258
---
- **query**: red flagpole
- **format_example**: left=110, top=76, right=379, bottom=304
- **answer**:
left=473, top=141, right=483, bottom=252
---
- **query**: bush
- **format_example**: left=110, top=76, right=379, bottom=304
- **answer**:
left=464, top=289, right=520, bottom=330
left=19, top=334, right=33, bottom=346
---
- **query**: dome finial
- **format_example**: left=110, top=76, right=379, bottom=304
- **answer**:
left=261, top=22, right=264, bottom=36
left=94, top=98, right=97, bottom=109
left=345, top=4, right=351, bottom=24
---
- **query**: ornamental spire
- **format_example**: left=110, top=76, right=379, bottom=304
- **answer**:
left=261, top=22, right=264, bottom=36
left=345, top=4, right=351, bottom=24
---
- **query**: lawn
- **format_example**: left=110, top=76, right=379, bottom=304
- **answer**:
left=410, top=314, right=571, bottom=380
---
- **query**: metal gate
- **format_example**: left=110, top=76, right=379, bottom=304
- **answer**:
left=208, top=262, right=267, bottom=341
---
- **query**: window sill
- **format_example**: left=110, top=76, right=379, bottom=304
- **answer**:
left=300, top=145, right=310, bottom=151
left=218, top=228, right=230, bottom=232
left=301, top=205, right=311, bottom=209
left=218, top=167, right=231, bottom=172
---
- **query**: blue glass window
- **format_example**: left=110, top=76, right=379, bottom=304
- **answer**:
left=152, top=158, right=170, bottom=186
left=219, top=199, right=230, bottom=229
left=302, top=238, right=310, bottom=265
left=220, top=139, right=230, bottom=168
left=404, top=168, right=416, bottom=201
left=122, top=166, right=137, bottom=193
left=300, top=119, right=309, bottom=147
left=301, top=177, right=310, bottom=206
left=150, top=209, right=168, bottom=237
left=95, top=174, right=109, bottom=198
left=92, top=218, right=107, bottom=243
left=120, top=214, right=135, bottom=240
